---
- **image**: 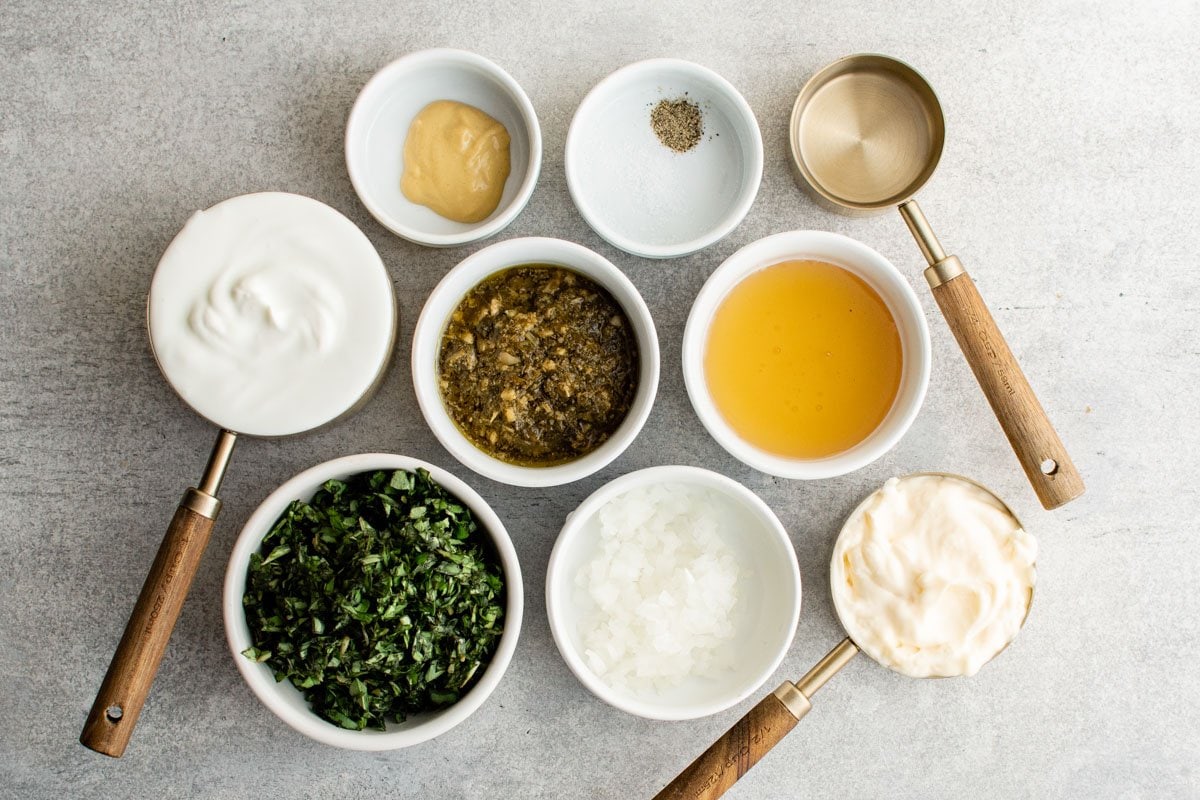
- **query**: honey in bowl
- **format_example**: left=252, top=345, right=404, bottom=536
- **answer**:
left=704, top=259, right=902, bottom=459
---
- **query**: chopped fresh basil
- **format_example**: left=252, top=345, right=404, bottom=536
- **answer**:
left=241, top=468, right=505, bottom=730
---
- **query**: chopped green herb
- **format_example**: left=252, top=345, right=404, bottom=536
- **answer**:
left=241, top=468, right=505, bottom=731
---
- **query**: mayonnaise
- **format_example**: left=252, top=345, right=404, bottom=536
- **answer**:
left=148, top=193, right=395, bottom=437
left=830, top=475, right=1036, bottom=678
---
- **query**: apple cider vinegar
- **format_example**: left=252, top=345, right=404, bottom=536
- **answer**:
left=704, top=260, right=902, bottom=459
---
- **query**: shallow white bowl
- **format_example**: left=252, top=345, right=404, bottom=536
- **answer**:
left=682, top=230, right=931, bottom=480
left=412, top=237, right=660, bottom=487
left=565, top=58, right=763, bottom=258
left=223, top=453, right=523, bottom=750
left=345, top=49, right=542, bottom=247
left=545, top=465, right=801, bottom=720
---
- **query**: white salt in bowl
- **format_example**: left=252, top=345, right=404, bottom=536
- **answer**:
left=345, top=49, right=542, bottom=247
left=545, top=465, right=801, bottom=720
left=565, top=58, right=763, bottom=258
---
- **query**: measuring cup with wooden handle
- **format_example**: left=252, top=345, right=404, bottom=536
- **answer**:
left=789, top=53, right=1084, bottom=509
left=80, top=192, right=397, bottom=757
left=653, top=473, right=1034, bottom=799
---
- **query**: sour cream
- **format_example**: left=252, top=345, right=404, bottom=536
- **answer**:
left=830, top=475, right=1036, bottom=678
left=148, top=193, right=395, bottom=437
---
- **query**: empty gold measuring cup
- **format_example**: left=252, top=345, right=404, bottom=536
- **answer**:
left=789, top=54, right=1084, bottom=510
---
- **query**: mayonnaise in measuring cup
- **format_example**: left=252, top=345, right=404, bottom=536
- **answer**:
left=148, top=193, right=395, bottom=437
left=830, top=475, right=1037, bottom=678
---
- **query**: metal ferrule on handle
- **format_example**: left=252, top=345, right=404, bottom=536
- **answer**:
left=899, top=200, right=964, bottom=288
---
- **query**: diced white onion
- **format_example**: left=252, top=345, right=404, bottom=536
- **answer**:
left=574, top=483, right=743, bottom=693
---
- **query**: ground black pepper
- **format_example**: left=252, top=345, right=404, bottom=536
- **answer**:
left=650, top=97, right=703, bottom=152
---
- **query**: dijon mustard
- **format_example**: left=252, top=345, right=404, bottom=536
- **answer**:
left=400, top=100, right=511, bottom=223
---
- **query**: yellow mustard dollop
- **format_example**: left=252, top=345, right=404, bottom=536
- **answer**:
left=400, top=100, right=511, bottom=224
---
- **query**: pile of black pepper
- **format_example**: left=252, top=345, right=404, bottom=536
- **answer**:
left=650, top=97, right=703, bottom=152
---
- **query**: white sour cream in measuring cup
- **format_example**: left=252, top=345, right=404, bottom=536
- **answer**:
left=830, top=474, right=1037, bottom=678
left=148, top=193, right=395, bottom=437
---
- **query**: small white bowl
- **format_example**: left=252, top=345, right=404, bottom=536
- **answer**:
left=223, top=453, right=523, bottom=751
left=565, top=58, right=763, bottom=259
left=682, top=230, right=931, bottom=480
left=345, top=49, right=542, bottom=247
left=545, top=466, right=801, bottom=720
left=412, top=237, right=660, bottom=487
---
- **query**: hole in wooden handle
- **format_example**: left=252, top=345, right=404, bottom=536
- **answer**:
left=105, top=705, right=123, bottom=722
left=1040, top=459, right=1059, bottom=476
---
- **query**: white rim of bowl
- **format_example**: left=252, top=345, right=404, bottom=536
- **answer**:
left=682, top=230, right=931, bottom=480
left=544, top=465, right=802, bottom=720
left=564, top=57, right=764, bottom=259
left=411, top=237, right=660, bottom=487
left=345, top=48, right=543, bottom=247
left=223, top=453, right=524, bottom=750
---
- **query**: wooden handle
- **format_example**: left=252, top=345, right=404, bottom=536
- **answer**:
left=653, top=689, right=804, bottom=800
left=80, top=493, right=219, bottom=757
left=931, top=271, right=1085, bottom=510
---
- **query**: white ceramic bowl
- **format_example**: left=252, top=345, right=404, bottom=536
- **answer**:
left=565, top=58, right=763, bottom=258
left=682, top=230, right=931, bottom=480
left=412, top=237, right=660, bottom=487
left=223, top=453, right=523, bottom=750
left=345, top=49, right=542, bottom=247
left=545, top=465, right=801, bottom=720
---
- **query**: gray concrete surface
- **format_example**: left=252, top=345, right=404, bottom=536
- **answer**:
left=2, top=1, right=1197, bottom=797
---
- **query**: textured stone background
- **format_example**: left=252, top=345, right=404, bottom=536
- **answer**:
left=1, top=1, right=1197, bottom=797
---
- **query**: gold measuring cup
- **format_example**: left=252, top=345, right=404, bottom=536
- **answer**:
left=79, top=193, right=397, bottom=758
left=789, top=54, right=1083, bottom=510
left=652, top=473, right=1034, bottom=800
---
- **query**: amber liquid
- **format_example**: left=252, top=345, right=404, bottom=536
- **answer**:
left=704, top=259, right=903, bottom=459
